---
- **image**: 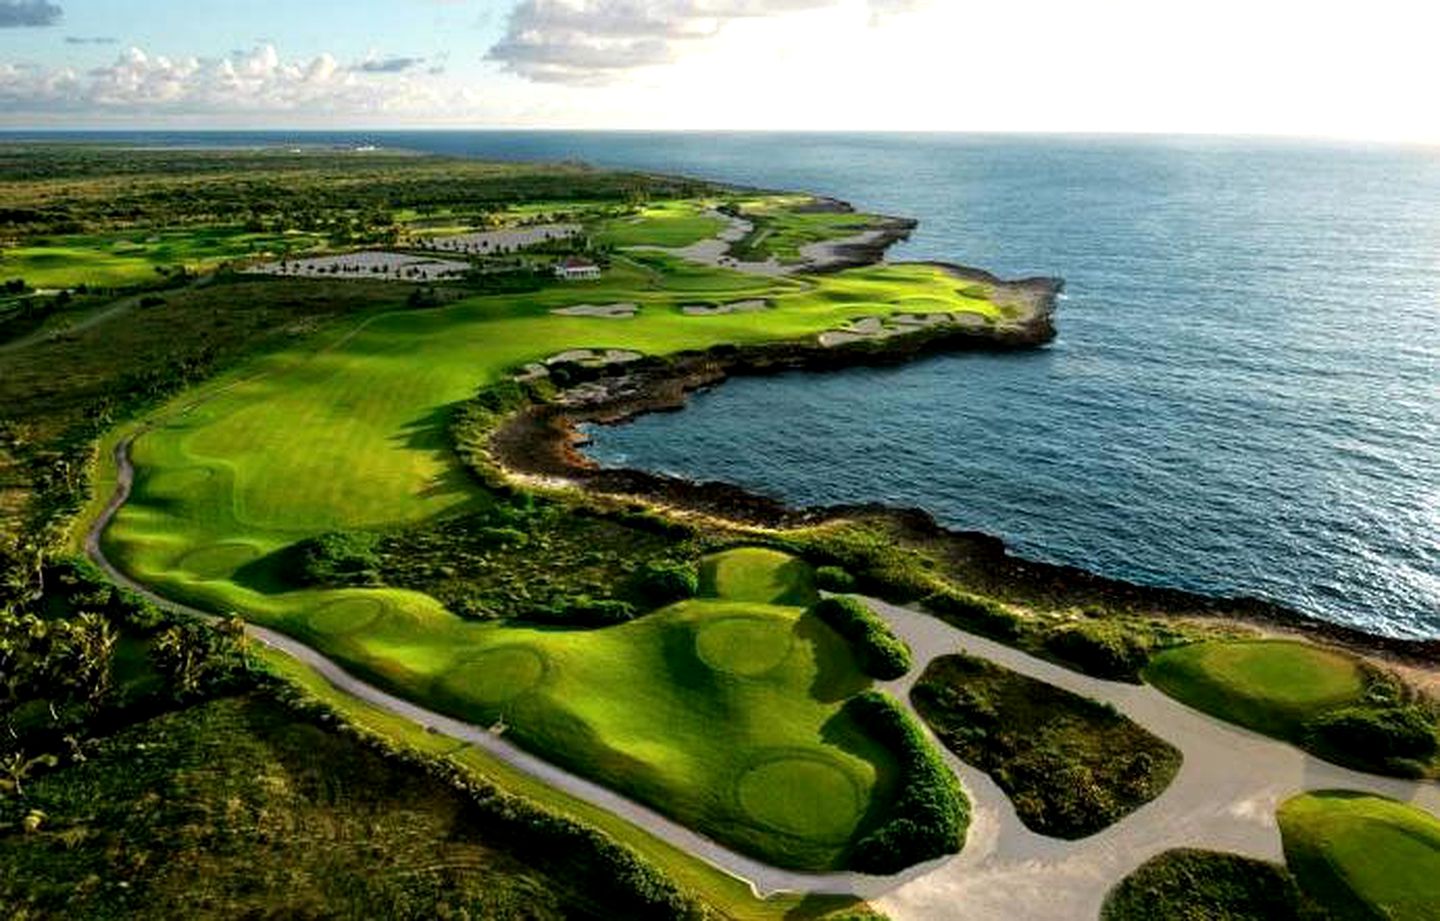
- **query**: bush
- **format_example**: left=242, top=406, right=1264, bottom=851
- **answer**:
left=810, top=597, right=913, bottom=680
left=293, top=530, right=381, bottom=586
left=1044, top=622, right=1152, bottom=681
left=1306, top=704, right=1439, bottom=763
left=633, top=559, right=699, bottom=607
left=138, top=295, right=166, bottom=308
left=814, top=565, right=857, bottom=593
left=844, top=691, right=968, bottom=874
left=922, top=588, right=1022, bottom=640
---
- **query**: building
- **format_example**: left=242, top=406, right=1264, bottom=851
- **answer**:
left=554, top=257, right=601, bottom=281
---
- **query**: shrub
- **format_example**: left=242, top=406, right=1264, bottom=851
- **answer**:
left=1306, top=704, right=1439, bottom=764
left=293, top=530, right=381, bottom=586
left=814, top=565, right=857, bottom=593
left=810, top=597, right=913, bottom=680
left=1044, top=622, right=1152, bottom=681
left=138, top=295, right=166, bottom=308
left=844, top=691, right=968, bottom=874
left=922, top=588, right=1022, bottom=640
left=633, top=559, right=699, bottom=607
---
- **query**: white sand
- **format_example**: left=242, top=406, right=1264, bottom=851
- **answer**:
left=419, top=223, right=580, bottom=254
left=543, top=348, right=643, bottom=368
left=550, top=303, right=639, bottom=319
left=818, top=311, right=992, bottom=348
left=245, top=251, right=470, bottom=281
left=680, top=299, right=770, bottom=316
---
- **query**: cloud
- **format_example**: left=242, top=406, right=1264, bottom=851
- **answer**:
left=355, top=55, right=426, bottom=74
left=64, top=35, right=117, bottom=45
left=0, top=0, right=61, bottom=27
left=0, top=44, right=447, bottom=116
left=487, top=0, right=853, bottom=84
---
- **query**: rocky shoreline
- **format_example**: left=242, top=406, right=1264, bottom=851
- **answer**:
left=489, top=259, right=1440, bottom=669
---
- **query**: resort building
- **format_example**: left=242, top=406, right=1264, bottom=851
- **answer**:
left=554, top=257, right=602, bottom=281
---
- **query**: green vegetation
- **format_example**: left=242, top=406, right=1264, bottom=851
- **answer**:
left=1145, top=640, right=1439, bottom=777
left=723, top=196, right=882, bottom=264
left=809, top=595, right=914, bottom=680
left=699, top=546, right=819, bottom=607
left=1103, top=849, right=1329, bottom=921
left=1279, top=792, right=1440, bottom=921
left=911, top=652, right=1181, bottom=838
left=1, top=694, right=662, bottom=920
left=594, top=201, right=726, bottom=247
left=841, top=690, right=968, bottom=873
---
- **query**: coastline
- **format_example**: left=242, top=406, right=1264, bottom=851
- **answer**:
left=488, top=259, right=1440, bottom=669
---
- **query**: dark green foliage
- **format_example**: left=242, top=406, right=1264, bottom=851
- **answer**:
left=843, top=691, right=968, bottom=874
left=0, top=694, right=696, bottom=920
left=814, top=565, right=857, bottom=593
left=911, top=653, right=1181, bottom=839
left=1044, top=620, right=1155, bottom=682
left=810, top=597, right=913, bottom=680
left=375, top=498, right=701, bottom=626
left=1103, top=849, right=1330, bottom=921
left=1306, top=704, right=1439, bottom=770
left=634, top=559, right=699, bottom=607
left=922, top=587, right=1023, bottom=640
left=291, top=530, right=382, bottom=586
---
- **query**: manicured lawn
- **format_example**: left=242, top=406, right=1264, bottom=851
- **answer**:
left=1278, top=791, right=1440, bottom=921
left=1144, top=640, right=1366, bottom=739
left=699, top=546, right=819, bottom=606
left=594, top=201, right=726, bottom=248
left=87, top=248, right=1001, bottom=871
left=2, top=227, right=324, bottom=288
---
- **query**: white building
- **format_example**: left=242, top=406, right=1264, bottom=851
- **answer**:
left=554, top=257, right=601, bottom=281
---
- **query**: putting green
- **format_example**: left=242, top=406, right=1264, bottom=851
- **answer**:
left=700, top=547, right=818, bottom=607
left=1144, top=640, right=1366, bottom=738
left=696, top=616, right=795, bottom=677
left=91, top=235, right=1002, bottom=870
left=738, top=754, right=862, bottom=840
left=437, top=646, right=549, bottom=706
left=1279, top=791, right=1440, bottom=920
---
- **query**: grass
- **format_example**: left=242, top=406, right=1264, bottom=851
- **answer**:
left=1103, top=848, right=1327, bottom=921
left=2, top=228, right=325, bottom=288
left=1278, top=792, right=1440, bottom=921
left=40, top=198, right=1007, bottom=874
left=726, top=195, right=883, bottom=264
left=593, top=201, right=726, bottom=248
left=0, top=694, right=613, bottom=920
left=912, top=652, right=1181, bottom=838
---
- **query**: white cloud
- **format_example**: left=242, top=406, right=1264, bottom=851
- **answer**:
left=0, top=44, right=449, bottom=116
left=486, top=0, right=920, bottom=84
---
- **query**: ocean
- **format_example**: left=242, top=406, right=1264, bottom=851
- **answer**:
left=11, top=130, right=1439, bottom=636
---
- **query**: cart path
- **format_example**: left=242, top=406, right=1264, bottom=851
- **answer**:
left=85, top=436, right=1440, bottom=919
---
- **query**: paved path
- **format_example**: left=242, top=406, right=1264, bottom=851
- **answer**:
left=85, top=425, right=1440, bottom=919
left=864, top=598, right=1440, bottom=921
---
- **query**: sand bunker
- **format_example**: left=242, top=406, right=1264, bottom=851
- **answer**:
left=681, top=299, right=771, bottom=316
left=246, top=251, right=469, bottom=281
left=544, top=348, right=644, bottom=368
left=631, top=210, right=790, bottom=277
left=419, top=223, right=580, bottom=254
left=817, top=311, right=991, bottom=348
left=551, top=302, right=639, bottom=319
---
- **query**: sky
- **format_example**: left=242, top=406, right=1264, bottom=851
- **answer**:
left=1, top=0, right=1438, bottom=141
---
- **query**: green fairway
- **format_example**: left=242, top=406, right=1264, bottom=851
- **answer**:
left=1144, top=640, right=1366, bottom=738
left=2, top=227, right=324, bottom=288
left=594, top=201, right=727, bottom=247
left=77, top=202, right=1004, bottom=871
left=1278, top=792, right=1440, bottom=920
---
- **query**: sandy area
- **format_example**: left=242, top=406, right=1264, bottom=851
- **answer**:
left=419, top=223, right=579, bottom=253
left=544, top=348, right=644, bottom=367
left=551, top=303, right=639, bottom=319
left=631, top=209, right=790, bottom=277
left=861, top=597, right=1440, bottom=921
left=818, top=312, right=990, bottom=347
left=681, top=299, right=771, bottom=316
left=246, top=251, right=469, bottom=281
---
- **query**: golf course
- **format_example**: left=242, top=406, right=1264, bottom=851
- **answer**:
left=5, top=144, right=1439, bottom=920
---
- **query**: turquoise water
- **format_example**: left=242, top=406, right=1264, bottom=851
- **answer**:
left=13, top=132, right=1439, bottom=636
